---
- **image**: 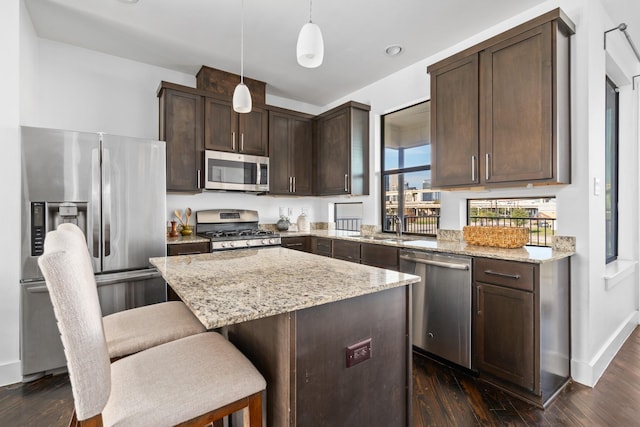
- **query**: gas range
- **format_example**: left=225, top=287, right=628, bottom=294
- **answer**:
left=196, top=209, right=281, bottom=251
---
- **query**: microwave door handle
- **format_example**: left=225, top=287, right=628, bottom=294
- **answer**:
left=103, top=145, right=111, bottom=257
left=256, top=162, right=261, bottom=185
left=91, top=149, right=100, bottom=258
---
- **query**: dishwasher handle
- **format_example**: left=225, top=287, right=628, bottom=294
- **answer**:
left=399, top=255, right=470, bottom=271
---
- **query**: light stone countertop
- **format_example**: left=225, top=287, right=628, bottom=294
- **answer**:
left=150, top=247, right=420, bottom=330
left=280, top=230, right=574, bottom=264
left=166, top=234, right=210, bottom=245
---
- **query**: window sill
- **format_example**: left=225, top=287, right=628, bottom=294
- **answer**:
left=604, top=259, right=637, bottom=290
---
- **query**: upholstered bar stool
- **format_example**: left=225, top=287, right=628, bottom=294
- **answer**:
left=39, top=227, right=266, bottom=426
left=57, top=223, right=206, bottom=359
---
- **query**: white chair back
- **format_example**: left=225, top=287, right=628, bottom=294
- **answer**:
left=38, top=227, right=111, bottom=421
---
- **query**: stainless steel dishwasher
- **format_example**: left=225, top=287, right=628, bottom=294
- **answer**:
left=399, top=249, right=472, bottom=368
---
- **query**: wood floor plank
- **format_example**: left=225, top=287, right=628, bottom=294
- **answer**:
left=1, top=327, right=639, bottom=426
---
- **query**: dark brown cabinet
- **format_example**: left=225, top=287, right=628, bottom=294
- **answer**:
left=158, top=86, right=204, bottom=193
left=473, top=256, right=570, bottom=407
left=166, top=241, right=210, bottom=256
left=269, top=109, right=313, bottom=195
left=315, top=102, right=370, bottom=196
left=311, top=237, right=333, bottom=257
left=361, top=243, right=399, bottom=270
left=281, top=236, right=310, bottom=253
left=332, top=239, right=361, bottom=263
left=204, top=97, right=268, bottom=156
left=429, top=9, right=574, bottom=188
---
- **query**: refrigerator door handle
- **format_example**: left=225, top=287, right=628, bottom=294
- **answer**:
left=95, top=268, right=162, bottom=287
left=103, top=144, right=111, bottom=257
left=91, top=148, right=101, bottom=258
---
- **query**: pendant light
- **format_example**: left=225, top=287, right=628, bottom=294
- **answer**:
left=233, top=0, right=252, bottom=113
left=296, top=0, right=324, bottom=68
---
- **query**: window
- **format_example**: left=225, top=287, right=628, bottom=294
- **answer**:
left=381, top=101, right=440, bottom=236
left=335, top=202, right=363, bottom=232
left=467, top=197, right=556, bottom=247
left=605, top=77, right=619, bottom=263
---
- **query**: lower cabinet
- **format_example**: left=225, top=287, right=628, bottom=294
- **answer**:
left=311, top=237, right=333, bottom=257
left=472, top=257, right=570, bottom=407
left=281, top=236, right=310, bottom=253
left=332, top=239, right=361, bottom=263
left=361, top=243, right=399, bottom=270
left=166, top=241, right=210, bottom=256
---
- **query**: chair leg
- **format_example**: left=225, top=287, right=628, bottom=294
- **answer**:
left=247, top=392, right=262, bottom=427
left=68, top=410, right=77, bottom=427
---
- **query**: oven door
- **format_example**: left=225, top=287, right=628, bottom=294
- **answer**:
left=204, top=150, right=269, bottom=192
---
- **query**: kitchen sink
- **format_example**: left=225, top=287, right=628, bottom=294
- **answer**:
left=357, top=234, right=421, bottom=243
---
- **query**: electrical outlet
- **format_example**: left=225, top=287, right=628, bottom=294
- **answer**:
left=346, top=338, right=372, bottom=368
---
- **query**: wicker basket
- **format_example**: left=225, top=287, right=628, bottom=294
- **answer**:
left=463, top=226, right=530, bottom=249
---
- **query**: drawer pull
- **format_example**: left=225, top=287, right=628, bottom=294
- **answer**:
left=286, top=243, right=303, bottom=247
left=484, top=270, right=521, bottom=280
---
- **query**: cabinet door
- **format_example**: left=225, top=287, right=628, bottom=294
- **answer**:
left=290, top=116, right=313, bottom=195
left=268, top=112, right=292, bottom=195
left=481, top=23, right=553, bottom=183
left=281, top=236, right=310, bottom=252
left=161, top=89, right=203, bottom=192
left=474, top=282, right=535, bottom=391
left=311, top=237, right=333, bottom=257
left=167, top=242, right=210, bottom=256
left=204, top=97, right=235, bottom=152
left=361, top=243, right=399, bottom=270
left=315, top=108, right=350, bottom=195
left=430, top=54, right=479, bottom=187
left=238, top=107, right=268, bottom=156
left=332, top=240, right=361, bottom=263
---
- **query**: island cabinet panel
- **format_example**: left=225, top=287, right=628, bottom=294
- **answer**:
left=159, top=87, right=203, bottom=193
left=428, top=8, right=573, bottom=188
left=227, top=286, right=411, bottom=427
left=281, top=236, right=310, bottom=253
left=269, top=109, right=313, bottom=195
left=472, top=256, right=570, bottom=407
left=204, top=97, right=268, bottom=156
left=315, top=102, right=370, bottom=196
left=361, top=243, right=399, bottom=270
left=311, top=237, right=333, bottom=257
left=332, top=239, right=361, bottom=263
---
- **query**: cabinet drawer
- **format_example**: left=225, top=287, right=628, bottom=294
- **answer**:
left=311, top=237, right=333, bottom=257
left=333, top=240, right=361, bottom=263
left=474, top=258, right=535, bottom=291
left=281, top=236, right=310, bottom=252
left=167, top=242, right=210, bottom=256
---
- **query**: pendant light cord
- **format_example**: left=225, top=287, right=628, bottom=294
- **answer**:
left=240, top=0, right=245, bottom=84
left=309, top=0, right=313, bottom=23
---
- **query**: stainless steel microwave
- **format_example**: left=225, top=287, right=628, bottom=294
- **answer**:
left=204, top=150, right=269, bottom=192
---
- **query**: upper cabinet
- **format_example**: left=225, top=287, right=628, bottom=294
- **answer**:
left=428, top=9, right=574, bottom=189
left=315, top=102, right=370, bottom=196
left=204, top=97, right=268, bottom=156
left=269, top=108, right=313, bottom=195
left=158, top=85, right=204, bottom=193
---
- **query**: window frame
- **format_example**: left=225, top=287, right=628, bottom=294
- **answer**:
left=380, top=100, right=439, bottom=236
left=605, top=76, right=619, bottom=263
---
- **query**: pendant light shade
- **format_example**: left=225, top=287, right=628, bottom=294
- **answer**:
left=233, top=82, right=252, bottom=113
left=297, top=0, right=324, bottom=68
left=233, top=0, right=252, bottom=113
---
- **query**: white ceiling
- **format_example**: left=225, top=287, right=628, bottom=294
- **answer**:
left=23, top=0, right=640, bottom=107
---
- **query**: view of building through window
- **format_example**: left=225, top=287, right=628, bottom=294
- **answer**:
left=467, top=197, right=557, bottom=247
left=382, top=101, right=440, bottom=236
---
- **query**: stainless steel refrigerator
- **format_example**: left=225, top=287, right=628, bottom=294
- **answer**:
left=20, top=126, right=167, bottom=380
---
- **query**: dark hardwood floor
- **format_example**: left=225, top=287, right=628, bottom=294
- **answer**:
left=2, top=326, right=639, bottom=426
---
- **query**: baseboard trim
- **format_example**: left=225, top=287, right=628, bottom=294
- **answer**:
left=571, top=311, right=639, bottom=387
left=0, top=360, right=22, bottom=387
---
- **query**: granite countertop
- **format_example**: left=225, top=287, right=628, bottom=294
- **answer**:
left=150, top=247, right=420, bottom=329
left=279, top=230, right=574, bottom=264
left=166, top=234, right=210, bottom=245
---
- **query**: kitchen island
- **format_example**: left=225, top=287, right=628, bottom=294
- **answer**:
left=150, top=247, right=420, bottom=426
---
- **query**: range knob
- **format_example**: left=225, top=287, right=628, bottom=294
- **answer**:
left=229, top=241, right=235, bottom=247
left=262, top=239, right=268, bottom=244
left=245, top=240, right=251, bottom=246
left=220, top=242, right=227, bottom=248
left=269, top=238, right=276, bottom=245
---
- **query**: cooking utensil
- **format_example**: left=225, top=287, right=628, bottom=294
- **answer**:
left=185, top=207, right=192, bottom=225
left=174, top=209, right=184, bottom=225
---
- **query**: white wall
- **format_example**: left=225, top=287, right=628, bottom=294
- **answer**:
left=4, top=0, right=637, bottom=387
left=0, top=0, right=22, bottom=386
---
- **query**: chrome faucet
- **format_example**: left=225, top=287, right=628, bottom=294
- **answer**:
left=395, top=216, right=403, bottom=238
